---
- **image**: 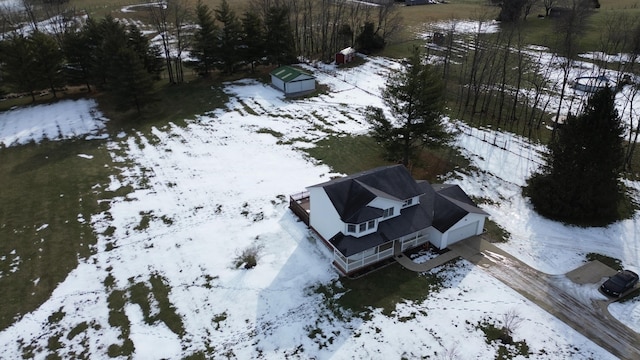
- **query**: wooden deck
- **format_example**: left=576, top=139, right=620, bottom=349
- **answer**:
left=289, top=191, right=310, bottom=225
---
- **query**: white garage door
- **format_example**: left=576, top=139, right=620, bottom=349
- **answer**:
left=447, top=222, right=479, bottom=244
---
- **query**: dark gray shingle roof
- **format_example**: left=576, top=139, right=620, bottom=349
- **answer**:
left=309, top=165, right=424, bottom=222
left=330, top=190, right=435, bottom=256
left=431, top=184, right=489, bottom=232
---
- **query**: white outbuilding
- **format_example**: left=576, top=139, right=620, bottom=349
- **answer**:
left=270, top=66, right=316, bottom=96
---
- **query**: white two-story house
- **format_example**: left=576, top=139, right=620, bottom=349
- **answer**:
left=291, top=165, right=488, bottom=276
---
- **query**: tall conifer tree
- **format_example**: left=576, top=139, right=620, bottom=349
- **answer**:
left=110, top=47, right=155, bottom=114
left=192, top=0, right=218, bottom=76
left=0, top=34, right=40, bottom=102
left=525, top=87, right=625, bottom=225
left=366, top=46, right=448, bottom=166
left=241, top=10, right=264, bottom=72
left=264, top=6, right=296, bottom=65
left=30, top=31, right=65, bottom=99
left=215, top=0, right=241, bottom=74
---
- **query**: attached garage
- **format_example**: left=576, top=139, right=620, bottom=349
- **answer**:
left=429, top=184, right=489, bottom=250
left=430, top=214, right=486, bottom=250
left=270, top=66, right=316, bottom=96
left=447, top=221, right=480, bottom=244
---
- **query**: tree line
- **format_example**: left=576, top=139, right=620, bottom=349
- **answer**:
left=0, top=0, right=400, bottom=106
left=0, top=16, right=162, bottom=111
left=189, top=0, right=397, bottom=77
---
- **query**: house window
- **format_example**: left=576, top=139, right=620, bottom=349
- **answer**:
left=367, top=220, right=375, bottom=229
left=347, top=224, right=356, bottom=233
left=403, top=198, right=413, bottom=207
left=382, top=207, right=394, bottom=218
left=359, top=223, right=367, bottom=232
left=362, top=247, right=376, bottom=257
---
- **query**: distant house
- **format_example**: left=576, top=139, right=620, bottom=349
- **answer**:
left=335, top=47, right=356, bottom=65
left=270, top=66, right=316, bottom=96
left=289, top=165, right=488, bottom=276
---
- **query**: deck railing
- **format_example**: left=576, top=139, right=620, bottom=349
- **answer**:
left=289, top=191, right=310, bottom=225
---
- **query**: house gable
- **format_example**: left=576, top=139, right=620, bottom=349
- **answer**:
left=309, top=165, right=424, bottom=222
left=345, top=206, right=383, bottom=223
left=331, top=193, right=434, bottom=257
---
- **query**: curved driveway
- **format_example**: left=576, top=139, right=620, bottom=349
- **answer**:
left=448, top=236, right=640, bottom=360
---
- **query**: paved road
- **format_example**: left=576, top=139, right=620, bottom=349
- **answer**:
left=449, top=236, right=640, bottom=360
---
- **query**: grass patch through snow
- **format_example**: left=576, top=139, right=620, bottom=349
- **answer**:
left=0, top=139, right=115, bottom=331
left=315, top=262, right=444, bottom=318
left=586, top=253, right=623, bottom=271
left=129, top=274, right=185, bottom=337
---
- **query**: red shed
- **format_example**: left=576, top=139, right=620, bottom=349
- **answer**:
left=335, top=47, right=356, bottom=65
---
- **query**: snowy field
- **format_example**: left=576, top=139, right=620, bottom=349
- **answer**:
left=0, top=99, right=108, bottom=147
left=0, top=54, right=639, bottom=358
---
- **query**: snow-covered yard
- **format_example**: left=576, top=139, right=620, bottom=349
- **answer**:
left=0, top=54, right=638, bottom=359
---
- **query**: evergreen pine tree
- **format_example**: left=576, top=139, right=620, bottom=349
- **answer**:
left=366, top=46, right=448, bottom=165
left=192, top=0, right=218, bottom=76
left=355, top=22, right=385, bottom=54
left=0, top=34, right=41, bottom=102
left=215, top=0, right=242, bottom=74
left=497, top=0, right=527, bottom=23
left=264, top=6, right=296, bottom=65
left=241, top=10, right=264, bottom=72
left=96, top=16, right=129, bottom=87
left=30, top=31, right=65, bottom=98
left=126, top=25, right=164, bottom=80
left=525, top=87, right=625, bottom=225
left=62, top=29, right=93, bottom=91
left=110, top=47, right=155, bottom=114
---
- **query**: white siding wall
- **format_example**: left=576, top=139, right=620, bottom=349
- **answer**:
left=401, top=195, right=421, bottom=209
left=427, top=227, right=445, bottom=249
left=285, top=78, right=315, bottom=94
left=308, top=187, right=343, bottom=240
left=271, top=75, right=285, bottom=91
left=368, top=197, right=402, bottom=219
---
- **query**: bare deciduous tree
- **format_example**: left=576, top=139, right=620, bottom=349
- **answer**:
left=501, top=308, right=523, bottom=337
left=543, top=0, right=556, bottom=17
left=148, top=0, right=174, bottom=83
left=551, top=0, right=590, bottom=140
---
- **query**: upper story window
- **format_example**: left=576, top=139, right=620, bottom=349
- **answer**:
left=346, top=220, right=377, bottom=235
left=403, top=198, right=413, bottom=207
left=382, top=207, right=394, bottom=218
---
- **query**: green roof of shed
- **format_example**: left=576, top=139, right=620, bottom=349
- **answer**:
left=270, top=66, right=314, bottom=82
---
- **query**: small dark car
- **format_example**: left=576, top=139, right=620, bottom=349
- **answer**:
left=600, top=270, right=639, bottom=297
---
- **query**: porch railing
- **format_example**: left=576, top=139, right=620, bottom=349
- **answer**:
left=333, top=232, right=429, bottom=275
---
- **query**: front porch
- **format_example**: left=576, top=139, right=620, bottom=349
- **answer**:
left=332, top=230, right=430, bottom=276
